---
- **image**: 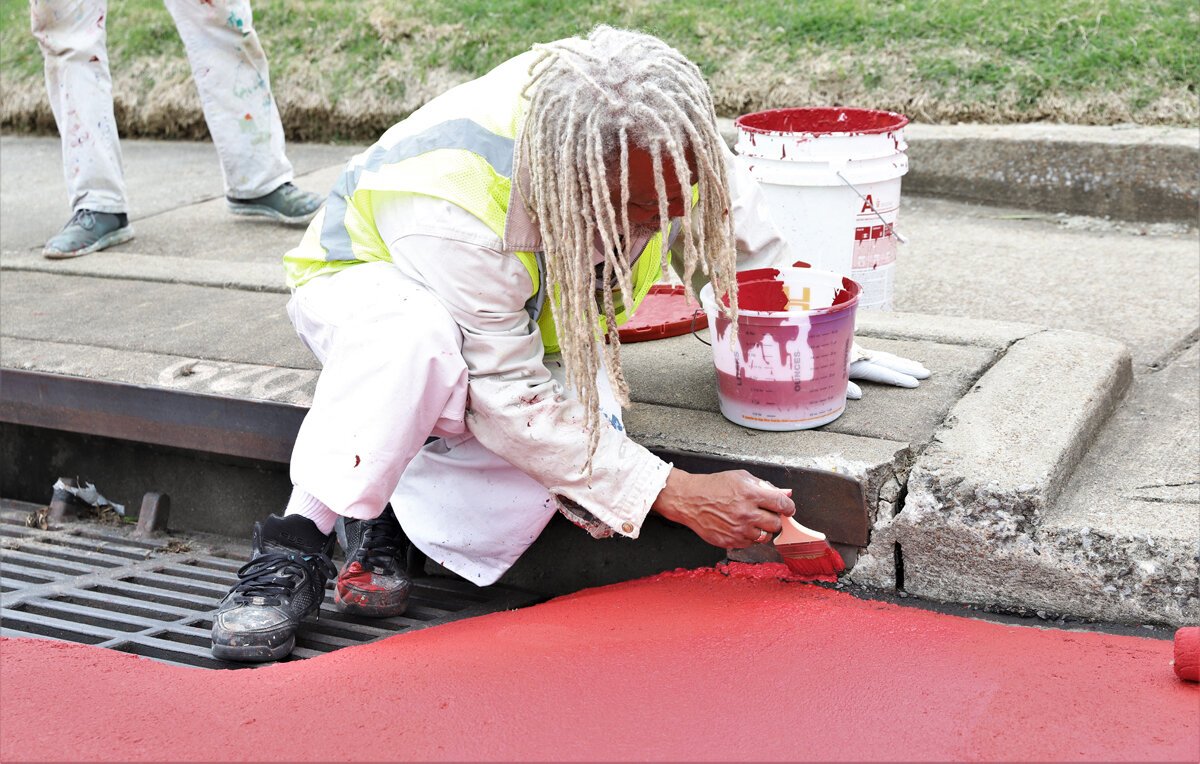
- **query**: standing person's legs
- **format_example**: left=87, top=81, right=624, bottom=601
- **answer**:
left=163, top=0, right=291, bottom=199
left=31, top=0, right=134, bottom=257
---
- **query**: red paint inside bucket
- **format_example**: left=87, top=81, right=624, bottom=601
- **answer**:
left=736, top=107, right=908, bottom=136
left=734, top=269, right=790, bottom=311
left=724, top=268, right=858, bottom=312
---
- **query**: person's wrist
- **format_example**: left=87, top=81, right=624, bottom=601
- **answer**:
left=651, top=467, right=692, bottom=524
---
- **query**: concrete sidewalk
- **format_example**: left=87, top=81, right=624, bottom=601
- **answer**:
left=1, top=134, right=1197, bottom=626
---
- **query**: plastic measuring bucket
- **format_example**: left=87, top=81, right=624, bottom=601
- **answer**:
left=700, top=266, right=860, bottom=431
left=735, top=107, right=908, bottom=311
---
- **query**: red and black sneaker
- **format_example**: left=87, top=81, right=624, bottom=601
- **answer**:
left=334, top=505, right=413, bottom=617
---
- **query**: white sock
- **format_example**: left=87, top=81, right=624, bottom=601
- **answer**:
left=284, top=488, right=339, bottom=535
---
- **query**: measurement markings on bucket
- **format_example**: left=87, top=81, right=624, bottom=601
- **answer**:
left=0, top=500, right=541, bottom=669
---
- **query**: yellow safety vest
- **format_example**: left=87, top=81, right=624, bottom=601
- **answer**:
left=283, top=51, right=670, bottom=354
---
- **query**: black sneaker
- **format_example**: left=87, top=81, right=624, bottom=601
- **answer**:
left=211, top=514, right=336, bottom=663
left=334, top=505, right=413, bottom=617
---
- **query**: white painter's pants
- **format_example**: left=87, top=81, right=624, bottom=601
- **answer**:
left=30, top=0, right=293, bottom=213
left=286, top=263, right=625, bottom=586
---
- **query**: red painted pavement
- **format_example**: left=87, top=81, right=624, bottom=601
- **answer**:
left=2, top=563, right=1197, bottom=762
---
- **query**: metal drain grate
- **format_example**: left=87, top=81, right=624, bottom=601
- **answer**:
left=0, top=501, right=540, bottom=669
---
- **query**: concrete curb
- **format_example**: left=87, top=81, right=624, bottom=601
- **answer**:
left=844, top=329, right=1197, bottom=625
left=0, top=250, right=287, bottom=294
left=718, top=118, right=1199, bottom=224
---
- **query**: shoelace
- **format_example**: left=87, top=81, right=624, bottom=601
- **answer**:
left=230, top=551, right=336, bottom=605
left=68, top=209, right=96, bottom=230
left=274, top=182, right=301, bottom=200
left=355, top=515, right=403, bottom=572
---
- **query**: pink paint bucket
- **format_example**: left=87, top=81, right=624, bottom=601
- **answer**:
left=735, top=107, right=909, bottom=311
left=700, top=266, right=860, bottom=431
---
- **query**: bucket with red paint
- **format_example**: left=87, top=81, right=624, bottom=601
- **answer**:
left=735, top=107, right=908, bottom=311
left=700, top=266, right=860, bottom=430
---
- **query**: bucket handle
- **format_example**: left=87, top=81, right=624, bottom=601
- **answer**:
left=835, top=170, right=909, bottom=244
left=691, top=309, right=711, bottom=346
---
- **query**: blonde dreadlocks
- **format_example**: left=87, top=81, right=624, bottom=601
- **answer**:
left=516, top=26, right=740, bottom=464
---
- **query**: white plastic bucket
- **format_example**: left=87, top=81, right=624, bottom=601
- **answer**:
left=700, top=266, right=860, bottom=431
left=734, top=107, right=909, bottom=311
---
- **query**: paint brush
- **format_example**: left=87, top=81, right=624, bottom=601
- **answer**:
left=774, top=515, right=845, bottom=578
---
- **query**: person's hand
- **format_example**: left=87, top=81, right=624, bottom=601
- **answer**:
left=846, top=342, right=931, bottom=400
left=651, top=469, right=795, bottom=549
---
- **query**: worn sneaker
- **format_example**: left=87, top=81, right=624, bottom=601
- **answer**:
left=226, top=182, right=322, bottom=225
left=43, top=209, right=134, bottom=259
left=211, top=514, right=336, bottom=663
left=334, top=505, right=413, bottom=617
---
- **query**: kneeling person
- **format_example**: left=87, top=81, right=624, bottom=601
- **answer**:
left=211, top=27, right=805, bottom=662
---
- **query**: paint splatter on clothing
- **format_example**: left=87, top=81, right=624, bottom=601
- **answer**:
left=30, top=0, right=293, bottom=212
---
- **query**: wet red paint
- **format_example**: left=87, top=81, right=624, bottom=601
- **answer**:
left=736, top=107, right=909, bottom=136
left=2, top=565, right=1197, bottom=761
left=730, top=267, right=788, bottom=311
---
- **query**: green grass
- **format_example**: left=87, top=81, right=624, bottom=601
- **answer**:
left=3, top=0, right=1196, bottom=140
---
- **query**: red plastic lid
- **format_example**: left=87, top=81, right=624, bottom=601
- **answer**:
left=618, top=284, right=708, bottom=343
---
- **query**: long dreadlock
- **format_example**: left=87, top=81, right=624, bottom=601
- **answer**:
left=515, top=25, right=740, bottom=466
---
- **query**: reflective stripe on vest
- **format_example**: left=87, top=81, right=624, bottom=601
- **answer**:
left=318, top=118, right=516, bottom=263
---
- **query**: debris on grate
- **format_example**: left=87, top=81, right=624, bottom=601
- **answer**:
left=1, top=499, right=542, bottom=669
left=160, top=540, right=193, bottom=555
left=24, top=507, right=49, bottom=530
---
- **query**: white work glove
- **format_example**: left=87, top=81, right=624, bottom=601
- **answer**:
left=846, top=342, right=931, bottom=400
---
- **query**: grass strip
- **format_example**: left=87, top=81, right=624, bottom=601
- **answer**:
left=3, top=0, right=1196, bottom=142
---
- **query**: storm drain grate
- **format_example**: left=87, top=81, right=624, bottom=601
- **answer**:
left=0, top=501, right=541, bottom=669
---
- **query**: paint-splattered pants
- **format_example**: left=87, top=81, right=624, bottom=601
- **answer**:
left=30, top=0, right=293, bottom=214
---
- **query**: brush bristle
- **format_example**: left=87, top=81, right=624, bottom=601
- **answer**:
left=777, top=541, right=846, bottom=577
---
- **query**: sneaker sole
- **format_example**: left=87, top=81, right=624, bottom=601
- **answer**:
left=211, top=634, right=296, bottom=663
left=226, top=200, right=317, bottom=226
left=43, top=226, right=135, bottom=259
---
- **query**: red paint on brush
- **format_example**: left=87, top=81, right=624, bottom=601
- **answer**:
left=3, top=569, right=1197, bottom=761
left=776, top=540, right=846, bottom=578
left=1175, top=627, right=1200, bottom=682
left=736, top=107, right=909, bottom=136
